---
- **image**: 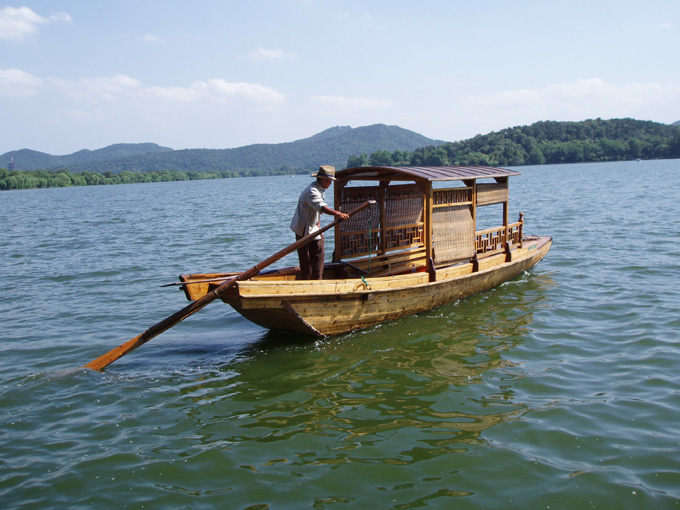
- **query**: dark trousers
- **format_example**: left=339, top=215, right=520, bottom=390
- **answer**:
left=296, top=234, right=324, bottom=280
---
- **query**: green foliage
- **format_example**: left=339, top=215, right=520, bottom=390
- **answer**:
left=369, top=150, right=395, bottom=166
left=0, top=168, right=239, bottom=191
left=346, top=118, right=680, bottom=168
left=346, top=154, right=369, bottom=167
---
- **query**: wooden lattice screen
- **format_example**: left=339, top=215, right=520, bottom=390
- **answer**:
left=337, top=186, right=380, bottom=257
left=384, top=184, right=424, bottom=250
left=337, top=184, right=424, bottom=259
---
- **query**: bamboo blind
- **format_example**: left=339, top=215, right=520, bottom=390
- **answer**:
left=476, top=182, right=508, bottom=206
left=432, top=205, right=475, bottom=264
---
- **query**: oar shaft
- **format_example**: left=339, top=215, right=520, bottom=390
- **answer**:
left=83, top=200, right=374, bottom=371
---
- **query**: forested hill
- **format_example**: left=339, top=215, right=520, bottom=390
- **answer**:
left=3, top=124, right=442, bottom=174
left=348, top=119, right=680, bottom=168
left=4, top=143, right=173, bottom=170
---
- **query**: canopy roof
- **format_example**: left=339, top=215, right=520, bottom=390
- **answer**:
left=336, top=165, right=521, bottom=182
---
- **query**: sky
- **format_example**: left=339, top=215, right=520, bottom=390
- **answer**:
left=1, top=0, right=679, bottom=155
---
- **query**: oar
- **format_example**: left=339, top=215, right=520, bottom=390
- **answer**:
left=83, top=200, right=374, bottom=371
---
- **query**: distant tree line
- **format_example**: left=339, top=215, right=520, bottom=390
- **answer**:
left=0, top=168, right=242, bottom=191
left=347, top=118, right=680, bottom=168
left=0, top=164, right=315, bottom=191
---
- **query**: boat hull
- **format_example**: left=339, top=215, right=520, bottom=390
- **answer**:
left=218, top=236, right=552, bottom=337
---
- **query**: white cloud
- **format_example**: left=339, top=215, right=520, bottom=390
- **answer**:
left=657, top=23, right=672, bottom=30
left=146, top=84, right=199, bottom=102
left=59, top=108, right=102, bottom=121
left=249, top=47, right=295, bottom=60
left=466, top=79, right=680, bottom=124
left=311, top=95, right=391, bottom=109
left=0, top=68, right=42, bottom=96
left=4, top=69, right=284, bottom=106
left=0, top=6, right=70, bottom=40
left=144, top=34, right=161, bottom=43
left=148, top=79, right=285, bottom=104
left=50, top=12, right=72, bottom=23
left=0, top=6, right=48, bottom=40
left=49, top=74, right=143, bottom=101
left=206, top=79, right=285, bottom=103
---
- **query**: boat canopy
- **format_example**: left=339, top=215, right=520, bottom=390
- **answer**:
left=333, top=165, right=524, bottom=276
left=336, top=165, right=521, bottom=182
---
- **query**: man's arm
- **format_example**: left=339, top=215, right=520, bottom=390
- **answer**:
left=321, top=205, right=350, bottom=221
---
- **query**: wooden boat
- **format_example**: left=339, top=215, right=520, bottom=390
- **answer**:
left=178, top=166, right=552, bottom=337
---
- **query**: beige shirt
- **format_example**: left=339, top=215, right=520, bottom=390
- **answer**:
left=290, top=181, right=327, bottom=239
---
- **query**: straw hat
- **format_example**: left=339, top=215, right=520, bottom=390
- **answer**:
left=312, top=165, right=336, bottom=180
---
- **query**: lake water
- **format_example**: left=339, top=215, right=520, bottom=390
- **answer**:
left=1, top=160, right=679, bottom=509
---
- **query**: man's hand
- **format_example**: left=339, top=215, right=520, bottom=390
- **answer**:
left=322, top=205, right=350, bottom=221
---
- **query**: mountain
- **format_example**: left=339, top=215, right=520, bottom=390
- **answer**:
left=3, top=125, right=444, bottom=175
left=3, top=143, right=173, bottom=171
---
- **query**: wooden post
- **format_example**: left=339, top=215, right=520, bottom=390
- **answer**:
left=379, top=182, right=387, bottom=256
left=500, top=177, right=509, bottom=245
left=333, top=179, right=346, bottom=263
left=424, top=181, right=434, bottom=281
left=472, top=252, right=479, bottom=273
left=465, top=179, right=477, bottom=256
left=464, top=179, right=477, bottom=231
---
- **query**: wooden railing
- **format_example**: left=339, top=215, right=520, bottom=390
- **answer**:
left=432, top=187, right=472, bottom=207
left=475, top=216, right=523, bottom=255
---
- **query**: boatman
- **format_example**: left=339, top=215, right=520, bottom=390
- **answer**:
left=290, top=165, right=349, bottom=280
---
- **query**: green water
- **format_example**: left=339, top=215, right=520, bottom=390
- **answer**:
left=1, top=160, right=679, bottom=509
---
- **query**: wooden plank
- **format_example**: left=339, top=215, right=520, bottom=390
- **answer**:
left=477, top=252, right=508, bottom=271
left=432, top=201, right=471, bottom=208
left=234, top=272, right=430, bottom=298
left=179, top=268, right=298, bottom=301
left=436, top=262, right=474, bottom=279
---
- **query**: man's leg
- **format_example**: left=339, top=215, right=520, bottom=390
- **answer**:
left=295, top=235, right=312, bottom=280
left=309, top=236, right=325, bottom=280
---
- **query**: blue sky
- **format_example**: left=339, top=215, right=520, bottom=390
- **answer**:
left=1, top=0, right=679, bottom=155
